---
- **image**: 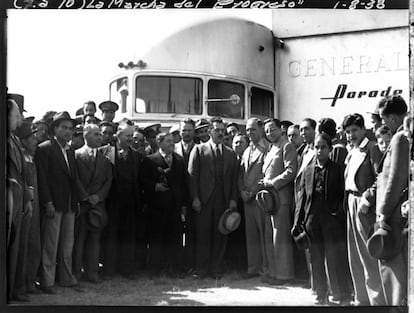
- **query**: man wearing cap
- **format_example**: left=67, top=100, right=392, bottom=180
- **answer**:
left=194, top=119, right=210, bottom=144
left=170, top=124, right=182, bottom=144
left=142, top=132, right=187, bottom=277
left=143, top=123, right=161, bottom=155
left=100, top=123, right=145, bottom=279
left=7, top=97, right=31, bottom=301
left=99, top=100, right=119, bottom=123
left=342, top=113, right=385, bottom=306
left=372, top=95, right=409, bottom=305
left=239, top=118, right=269, bottom=279
left=74, top=124, right=112, bottom=283
left=174, top=118, right=197, bottom=273
left=70, top=124, right=85, bottom=150
left=13, top=118, right=41, bottom=299
left=35, top=111, right=81, bottom=294
left=188, top=117, right=238, bottom=279
left=261, top=118, right=297, bottom=285
left=34, top=120, right=50, bottom=144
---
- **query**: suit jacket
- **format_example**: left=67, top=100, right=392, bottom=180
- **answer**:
left=188, top=141, right=238, bottom=207
left=35, top=138, right=79, bottom=212
left=174, top=141, right=196, bottom=168
left=239, top=139, right=270, bottom=201
left=294, top=145, right=315, bottom=203
left=376, top=126, right=409, bottom=220
left=262, top=137, right=297, bottom=206
left=99, top=144, right=144, bottom=207
left=143, top=151, right=187, bottom=210
left=75, top=146, right=113, bottom=208
left=344, top=137, right=382, bottom=209
left=294, top=158, right=345, bottom=228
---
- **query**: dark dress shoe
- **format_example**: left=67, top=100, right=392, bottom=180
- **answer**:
left=40, top=286, right=56, bottom=294
left=11, top=293, right=30, bottom=302
left=314, top=295, right=329, bottom=305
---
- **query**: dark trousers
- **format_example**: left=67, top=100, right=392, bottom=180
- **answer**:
left=103, top=198, right=138, bottom=277
left=183, top=208, right=196, bottom=271
left=73, top=205, right=101, bottom=280
left=148, top=206, right=181, bottom=273
left=13, top=208, right=31, bottom=295
left=25, top=201, right=41, bottom=290
left=224, top=198, right=246, bottom=272
left=308, top=206, right=353, bottom=300
left=195, top=201, right=227, bottom=276
left=135, top=205, right=149, bottom=270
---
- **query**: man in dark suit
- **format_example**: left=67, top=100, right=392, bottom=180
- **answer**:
left=343, top=113, right=385, bottom=306
left=74, top=124, right=112, bottom=283
left=100, top=123, right=145, bottom=279
left=35, top=112, right=80, bottom=294
left=174, top=118, right=196, bottom=273
left=143, top=132, right=187, bottom=277
left=7, top=98, right=31, bottom=301
left=375, top=95, right=409, bottom=305
left=188, top=117, right=239, bottom=279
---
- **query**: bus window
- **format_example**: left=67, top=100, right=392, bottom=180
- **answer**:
left=207, top=80, right=244, bottom=119
left=251, top=87, right=274, bottom=119
left=110, top=77, right=129, bottom=113
left=135, top=76, right=202, bottom=114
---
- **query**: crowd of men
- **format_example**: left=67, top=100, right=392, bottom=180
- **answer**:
left=6, top=94, right=411, bottom=306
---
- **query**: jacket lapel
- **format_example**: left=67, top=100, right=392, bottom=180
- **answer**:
left=52, top=139, right=71, bottom=177
left=262, top=144, right=274, bottom=175
left=305, top=159, right=315, bottom=200
left=205, top=143, right=215, bottom=176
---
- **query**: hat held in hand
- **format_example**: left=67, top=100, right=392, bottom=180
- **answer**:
left=218, top=209, right=241, bottom=235
left=256, top=186, right=280, bottom=215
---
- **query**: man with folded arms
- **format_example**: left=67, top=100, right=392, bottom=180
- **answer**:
left=35, top=112, right=81, bottom=294
left=74, top=124, right=112, bottom=283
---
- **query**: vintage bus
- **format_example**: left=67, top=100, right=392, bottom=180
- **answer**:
left=109, top=18, right=276, bottom=129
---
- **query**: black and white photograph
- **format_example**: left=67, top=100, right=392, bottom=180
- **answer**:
left=4, top=3, right=412, bottom=308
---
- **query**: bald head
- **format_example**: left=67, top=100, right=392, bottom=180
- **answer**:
left=83, top=124, right=102, bottom=148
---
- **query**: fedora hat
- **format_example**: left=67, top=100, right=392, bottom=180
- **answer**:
left=195, top=119, right=209, bottom=131
left=8, top=93, right=26, bottom=113
left=291, top=225, right=311, bottom=250
left=218, top=209, right=241, bottom=235
left=367, top=222, right=402, bottom=260
left=50, top=111, right=76, bottom=129
left=256, top=186, right=280, bottom=215
left=87, top=206, right=108, bottom=232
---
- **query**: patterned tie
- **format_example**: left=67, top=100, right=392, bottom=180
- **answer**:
left=216, top=145, right=222, bottom=160
left=165, top=154, right=173, bottom=167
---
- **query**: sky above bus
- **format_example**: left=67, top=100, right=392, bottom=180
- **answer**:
left=7, top=9, right=272, bottom=120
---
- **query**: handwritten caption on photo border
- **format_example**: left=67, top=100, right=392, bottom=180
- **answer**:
left=11, top=0, right=405, bottom=9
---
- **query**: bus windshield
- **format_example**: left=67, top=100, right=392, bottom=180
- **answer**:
left=135, top=76, right=202, bottom=114
left=207, top=79, right=244, bottom=119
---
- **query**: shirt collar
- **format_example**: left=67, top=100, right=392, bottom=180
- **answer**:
left=85, top=145, right=97, bottom=156
left=357, top=137, right=369, bottom=150
left=159, top=149, right=171, bottom=158
left=55, top=137, right=70, bottom=151
left=209, top=139, right=222, bottom=152
left=251, top=138, right=266, bottom=150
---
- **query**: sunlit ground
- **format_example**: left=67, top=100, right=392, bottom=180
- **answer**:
left=12, top=272, right=317, bottom=306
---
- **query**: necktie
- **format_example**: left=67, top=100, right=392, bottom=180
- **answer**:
left=216, top=145, right=222, bottom=159
left=165, top=154, right=172, bottom=167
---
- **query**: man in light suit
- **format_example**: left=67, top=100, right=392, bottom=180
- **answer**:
left=375, top=95, right=409, bottom=305
left=261, top=118, right=297, bottom=284
left=188, top=117, right=238, bottom=279
left=174, top=118, right=197, bottom=274
left=74, top=124, right=112, bottom=283
left=35, top=112, right=81, bottom=294
left=343, top=113, right=385, bottom=306
left=239, top=118, right=269, bottom=278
